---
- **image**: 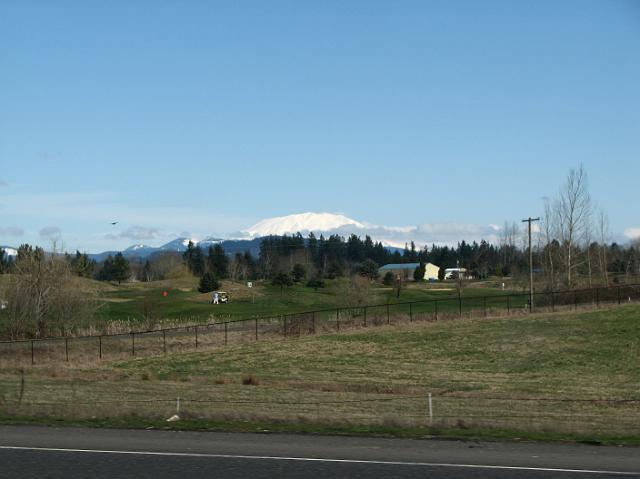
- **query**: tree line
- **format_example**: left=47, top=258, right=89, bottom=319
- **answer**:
left=1, top=168, right=639, bottom=295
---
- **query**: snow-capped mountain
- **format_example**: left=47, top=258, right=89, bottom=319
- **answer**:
left=84, top=212, right=503, bottom=261
left=157, top=237, right=200, bottom=253
left=242, top=212, right=367, bottom=238
left=0, top=246, right=18, bottom=258
left=197, top=237, right=224, bottom=248
left=123, top=244, right=157, bottom=257
left=155, top=237, right=223, bottom=253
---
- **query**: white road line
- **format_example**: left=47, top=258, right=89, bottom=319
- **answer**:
left=0, top=445, right=637, bottom=475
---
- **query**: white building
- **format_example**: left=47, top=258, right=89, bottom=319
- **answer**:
left=444, top=267, right=469, bottom=280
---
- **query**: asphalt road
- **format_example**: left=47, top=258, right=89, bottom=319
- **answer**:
left=0, top=425, right=638, bottom=478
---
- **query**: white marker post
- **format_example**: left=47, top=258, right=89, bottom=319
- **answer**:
left=427, top=393, right=433, bottom=425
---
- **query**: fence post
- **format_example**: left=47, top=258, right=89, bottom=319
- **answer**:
left=283, top=315, right=287, bottom=337
left=336, top=308, right=340, bottom=332
left=195, top=326, right=198, bottom=349
left=596, top=288, right=600, bottom=307
left=312, top=311, right=316, bottom=334
left=483, top=297, right=487, bottom=317
left=574, top=291, right=578, bottom=310
left=386, top=304, right=390, bottom=324
left=31, top=340, right=34, bottom=365
left=458, top=294, right=462, bottom=317
left=551, top=291, right=555, bottom=312
left=255, top=318, right=258, bottom=341
left=427, top=393, right=433, bottom=425
left=131, top=332, right=135, bottom=356
left=507, top=295, right=510, bottom=314
left=224, top=322, right=228, bottom=345
left=65, top=337, right=69, bottom=362
left=618, top=286, right=621, bottom=305
left=163, top=330, right=167, bottom=355
left=363, top=307, right=367, bottom=327
left=434, top=300, right=438, bottom=321
left=99, top=335, right=102, bottom=359
left=409, top=303, right=413, bottom=322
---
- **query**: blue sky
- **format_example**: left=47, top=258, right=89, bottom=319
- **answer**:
left=1, top=0, right=639, bottom=252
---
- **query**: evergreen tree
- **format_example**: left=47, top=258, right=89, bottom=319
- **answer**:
left=413, top=263, right=426, bottom=282
left=0, top=249, right=12, bottom=273
left=112, top=252, right=131, bottom=285
left=198, top=271, right=220, bottom=293
left=71, top=251, right=95, bottom=278
left=382, top=271, right=395, bottom=286
left=243, top=251, right=257, bottom=279
left=208, top=244, right=229, bottom=278
left=16, top=244, right=44, bottom=263
left=191, top=245, right=205, bottom=276
left=307, top=232, right=318, bottom=266
left=292, top=263, right=306, bottom=282
left=183, top=240, right=196, bottom=266
left=326, top=262, right=343, bottom=279
left=97, top=255, right=115, bottom=281
left=358, top=259, right=379, bottom=280
left=183, top=241, right=205, bottom=276
left=306, top=277, right=325, bottom=290
left=272, top=272, right=293, bottom=292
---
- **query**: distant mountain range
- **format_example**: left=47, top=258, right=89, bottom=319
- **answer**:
left=83, top=212, right=382, bottom=261
left=86, top=237, right=264, bottom=262
left=1, top=212, right=455, bottom=262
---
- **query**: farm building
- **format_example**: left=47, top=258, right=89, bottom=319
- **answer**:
left=378, top=262, right=440, bottom=281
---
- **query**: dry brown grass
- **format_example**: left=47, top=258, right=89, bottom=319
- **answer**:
left=1, top=304, right=639, bottom=439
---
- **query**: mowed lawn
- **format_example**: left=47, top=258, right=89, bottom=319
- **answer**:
left=1, top=304, right=638, bottom=442
left=94, top=276, right=516, bottom=325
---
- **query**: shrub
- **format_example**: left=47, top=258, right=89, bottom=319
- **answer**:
left=382, top=271, right=395, bottom=286
left=306, top=277, right=325, bottom=290
left=241, top=373, right=260, bottom=386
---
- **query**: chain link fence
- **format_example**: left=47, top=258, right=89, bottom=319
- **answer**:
left=1, top=283, right=639, bottom=366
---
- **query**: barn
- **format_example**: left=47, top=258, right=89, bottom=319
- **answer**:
left=378, top=262, right=440, bottom=281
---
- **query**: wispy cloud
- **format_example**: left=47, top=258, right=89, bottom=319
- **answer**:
left=624, top=228, right=640, bottom=240
left=241, top=214, right=504, bottom=248
left=341, top=222, right=502, bottom=248
left=39, top=226, right=61, bottom=240
left=0, top=191, right=246, bottom=234
left=105, top=226, right=161, bottom=242
left=0, top=226, right=24, bottom=237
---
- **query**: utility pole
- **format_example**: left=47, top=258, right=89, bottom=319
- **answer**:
left=522, top=217, right=540, bottom=312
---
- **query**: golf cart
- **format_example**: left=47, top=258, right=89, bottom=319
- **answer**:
left=212, top=291, right=229, bottom=304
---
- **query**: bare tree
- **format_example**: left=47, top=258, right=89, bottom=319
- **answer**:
left=584, top=213, right=594, bottom=289
left=540, top=198, right=559, bottom=290
left=500, top=221, right=518, bottom=273
left=2, top=246, right=96, bottom=339
left=597, top=209, right=610, bottom=286
left=555, top=165, right=592, bottom=288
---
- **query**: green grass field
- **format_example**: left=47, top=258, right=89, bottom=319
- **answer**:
left=94, top=276, right=522, bottom=326
left=1, top=303, right=638, bottom=444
